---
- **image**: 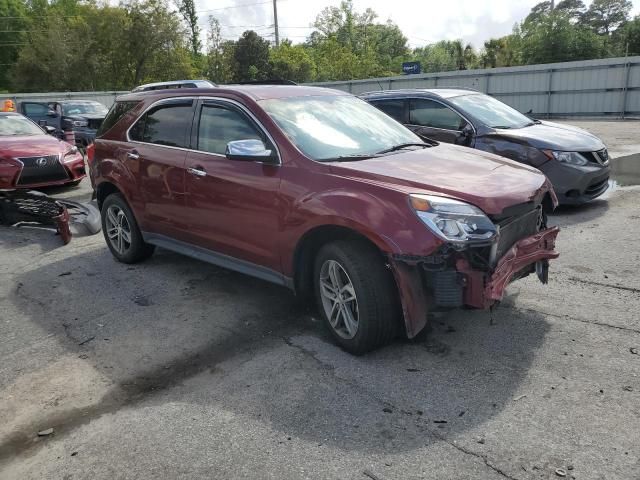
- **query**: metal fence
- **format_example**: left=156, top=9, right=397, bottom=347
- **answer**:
left=4, top=56, right=640, bottom=118
left=3, top=91, right=127, bottom=109
left=308, top=56, right=640, bottom=118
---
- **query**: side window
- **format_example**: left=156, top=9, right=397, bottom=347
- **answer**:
left=196, top=104, right=264, bottom=155
left=371, top=99, right=405, bottom=123
left=410, top=99, right=466, bottom=131
left=22, top=103, right=49, bottom=116
left=129, top=102, right=193, bottom=147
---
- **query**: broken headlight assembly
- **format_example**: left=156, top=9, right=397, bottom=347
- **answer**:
left=543, top=150, right=588, bottom=166
left=409, top=194, right=497, bottom=245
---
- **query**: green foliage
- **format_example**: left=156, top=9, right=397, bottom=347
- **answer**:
left=0, top=0, right=637, bottom=92
left=583, top=0, right=632, bottom=35
left=232, top=30, right=271, bottom=82
left=269, top=41, right=316, bottom=83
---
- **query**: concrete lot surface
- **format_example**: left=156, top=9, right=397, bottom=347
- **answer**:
left=1, top=121, right=639, bottom=479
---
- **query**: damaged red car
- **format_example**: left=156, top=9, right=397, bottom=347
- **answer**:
left=0, top=112, right=85, bottom=189
left=90, top=86, right=559, bottom=354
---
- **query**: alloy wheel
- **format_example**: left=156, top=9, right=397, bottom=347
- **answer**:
left=105, top=205, right=132, bottom=255
left=319, top=259, right=359, bottom=339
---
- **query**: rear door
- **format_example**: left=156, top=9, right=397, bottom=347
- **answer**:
left=181, top=98, right=282, bottom=274
left=125, top=98, right=195, bottom=239
left=407, top=98, right=473, bottom=146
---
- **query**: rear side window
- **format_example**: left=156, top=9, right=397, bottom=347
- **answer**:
left=22, top=103, right=49, bottom=116
left=410, top=99, right=466, bottom=131
left=370, top=99, right=405, bottom=123
left=98, top=101, right=138, bottom=136
left=129, top=101, right=193, bottom=148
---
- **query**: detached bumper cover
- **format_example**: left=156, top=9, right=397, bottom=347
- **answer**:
left=391, top=226, right=560, bottom=338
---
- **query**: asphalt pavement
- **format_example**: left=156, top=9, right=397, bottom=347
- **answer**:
left=1, top=121, right=639, bottom=479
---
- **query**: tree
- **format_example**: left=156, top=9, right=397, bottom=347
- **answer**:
left=175, top=0, right=201, bottom=57
left=556, top=0, right=587, bottom=22
left=612, top=15, right=640, bottom=55
left=232, top=30, right=271, bottom=81
left=269, top=41, right=316, bottom=83
left=583, top=0, right=632, bottom=35
left=205, top=17, right=233, bottom=83
left=0, top=0, right=28, bottom=91
left=525, top=1, right=554, bottom=24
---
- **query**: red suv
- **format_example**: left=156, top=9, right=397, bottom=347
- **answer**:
left=89, top=86, right=559, bottom=354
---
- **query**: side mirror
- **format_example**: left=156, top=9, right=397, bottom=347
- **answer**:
left=47, top=109, right=58, bottom=118
left=43, top=125, right=56, bottom=135
left=225, top=139, right=277, bottom=163
left=461, top=124, right=474, bottom=137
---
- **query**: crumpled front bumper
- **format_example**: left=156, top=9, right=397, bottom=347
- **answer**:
left=390, top=226, right=560, bottom=338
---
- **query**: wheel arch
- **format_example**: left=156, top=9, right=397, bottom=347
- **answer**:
left=96, top=181, right=123, bottom=210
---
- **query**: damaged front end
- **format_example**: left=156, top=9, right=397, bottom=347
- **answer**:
left=390, top=196, right=559, bottom=338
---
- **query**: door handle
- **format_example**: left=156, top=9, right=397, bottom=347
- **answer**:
left=127, top=151, right=140, bottom=160
left=188, top=166, right=207, bottom=177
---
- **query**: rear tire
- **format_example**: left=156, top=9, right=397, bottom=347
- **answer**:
left=101, top=193, right=154, bottom=263
left=314, top=240, right=400, bottom=355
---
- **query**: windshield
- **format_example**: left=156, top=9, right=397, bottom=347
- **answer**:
left=260, top=95, right=421, bottom=161
left=62, top=102, right=108, bottom=116
left=0, top=115, right=45, bottom=136
left=450, top=94, right=532, bottom=129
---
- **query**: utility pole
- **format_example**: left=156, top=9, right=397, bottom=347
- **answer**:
left=550, top=0, right=555, bottom=8
left=273, top=0, right=280, bottom=47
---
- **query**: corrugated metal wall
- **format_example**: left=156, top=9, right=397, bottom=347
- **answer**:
left=4, top=56, right=640, bottom=117
left=307, top=56, right=640, bottom=118
left=3, top=91, right=127, bottom=109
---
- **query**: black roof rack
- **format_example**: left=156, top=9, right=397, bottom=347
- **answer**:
left=236, top=79, right=298, bottom=86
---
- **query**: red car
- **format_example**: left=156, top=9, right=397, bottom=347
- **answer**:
left=0, top=112, right=85, bottom=189
left=90, top=86, right=559, bottom=354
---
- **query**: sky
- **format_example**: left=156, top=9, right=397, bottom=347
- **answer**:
left=194, top=0, right=640, bottom=49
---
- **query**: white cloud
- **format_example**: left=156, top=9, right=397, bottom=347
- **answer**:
left=196, top=0, right=640, bottom=48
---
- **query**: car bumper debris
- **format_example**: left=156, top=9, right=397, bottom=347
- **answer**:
left=0, top=190, right=101, bottom=244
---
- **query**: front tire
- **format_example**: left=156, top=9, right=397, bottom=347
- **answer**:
left=314, top=240, right=400, bottom=355
left=101, top=193, right=154, bottom=263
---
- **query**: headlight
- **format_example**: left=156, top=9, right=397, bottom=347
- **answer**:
left=63, top=146, right=79, bottom=162
left=409, top=194, right=497, bottom=244
left=544, top=150, right=588, bottom=166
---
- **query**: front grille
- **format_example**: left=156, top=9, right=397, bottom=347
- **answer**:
left=582, top=149, right=609, bottom=166
left=494, top=208, right=540, bottom=261
left=87, top=118, right=103, bottom=130
left=17, top=155, right=69, bottom=185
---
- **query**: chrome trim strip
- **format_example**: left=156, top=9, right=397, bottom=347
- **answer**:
left=124, top=96, right=282, bottom=165
left=142, top=232, right=292, bottom=288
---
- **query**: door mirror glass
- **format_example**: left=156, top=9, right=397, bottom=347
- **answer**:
left=43, top=125, right=56, bottom=135
left=226, top=139, right=276, bottom=163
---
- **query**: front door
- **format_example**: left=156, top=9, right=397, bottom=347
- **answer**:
left=126, top=98, right=194, bottom=239
left=407, top=98, right=473, bottom=146
left=20, top=102, right=60, bottom=133
left=182, top=99, right=282, bottom=273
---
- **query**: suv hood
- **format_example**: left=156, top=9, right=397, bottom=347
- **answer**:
left=489, top=120, right=605, bottom=151
left=329, top=143, right=550, bottom=215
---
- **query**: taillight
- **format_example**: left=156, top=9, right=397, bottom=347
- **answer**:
left=86, top=143, right=95, bottom=165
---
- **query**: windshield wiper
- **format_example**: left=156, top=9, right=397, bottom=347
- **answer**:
left=375, top=142, right=431, bottom=155
left=322, top=154, right=381, bottom=162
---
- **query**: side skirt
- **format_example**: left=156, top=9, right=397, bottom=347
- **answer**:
left=142, top=232, right=293, bottom=289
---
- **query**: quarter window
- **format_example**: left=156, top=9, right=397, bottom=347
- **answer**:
left=197, top=104, right=264, bottom=155
left=410, top=99, right=466, bottom=131
left=98, top=101, right=138, bottom=136
left=129, top=102, right=193, bottom=148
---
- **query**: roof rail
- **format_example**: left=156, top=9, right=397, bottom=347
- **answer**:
left=235, top=79, right=298, bottom=86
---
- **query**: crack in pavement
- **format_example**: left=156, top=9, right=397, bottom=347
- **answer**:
left=509, top=306, right=640, bottom=335
left=282, top=336, right=518, bottom=480
left=565, top=276, right=640, bottom=294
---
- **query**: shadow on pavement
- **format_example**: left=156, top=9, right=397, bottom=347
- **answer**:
left=2, top=242, right=550, bottom=459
